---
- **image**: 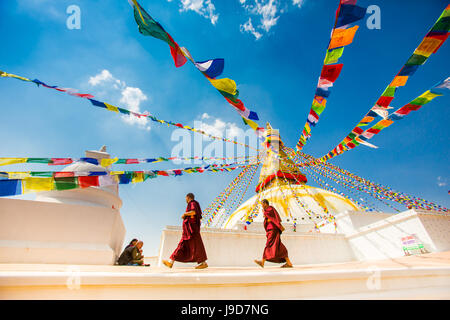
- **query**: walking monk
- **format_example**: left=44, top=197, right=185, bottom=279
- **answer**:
left=162, top=193, right=208, bottom=269
left=254, top=199, right=293, bottom=268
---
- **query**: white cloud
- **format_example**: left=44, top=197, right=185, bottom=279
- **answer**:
left=197, top=114, right=242, bottom=138
left=292, top=0, right=304, bottom=8
left=201, top=112, right=211, bottom=119
left=171, top=0, right=219, bottom=25
left=87, top=70, right=150, bottom=131
left=437, top=176, right=447, bottom=187
left=240, top=18, right=262, bottom=40
left=120, top=87, right=149, bottom=130
left=88, top=70, right=114, bottom=86
left=239, top=0, right=305, bottom=40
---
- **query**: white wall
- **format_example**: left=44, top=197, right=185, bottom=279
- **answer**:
left=337, top=210, right=450, bottom=261
left=0, top=198, right=126, bottom=265
left=157, top=225, right=356, bottom=267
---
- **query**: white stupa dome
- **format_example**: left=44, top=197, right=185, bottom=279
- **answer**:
left=220, top=184, right=359, bottom=229
left=35, top=147, right=121, bottom=209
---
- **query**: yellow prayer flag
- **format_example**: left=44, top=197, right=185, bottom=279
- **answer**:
left=104, top=103, right=119, bottom=113
left=208, top=78, right=237, bottom=95
left=304, top=122, right=311, bottom=134
left=110, top=171, right=124, bottom=175
left=132, top=172, right=144, bottom=183
left=0, top=70, right=31, bottom=82
left=418, top=90, right=442, bottom=100
left=0, top=158, right=27, bottom=166
left=23, top=177, right=54, bottom=193
left=101, top=157, right=118, bottom=167
left=8, top=172, right=31, bottom=179
left=414, top=37, right=442, bottom=57
left=244, top=117, right=259, bottom=130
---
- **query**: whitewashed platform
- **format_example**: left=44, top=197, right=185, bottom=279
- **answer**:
left=0, top=251, right=449, bottom=300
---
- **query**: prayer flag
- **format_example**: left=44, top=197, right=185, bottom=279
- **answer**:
left=329, top=26, right=359, bottom=49
left=320, top=64, right=343, bottom=82
left=0, top=179, right=22, bottom=196
left=323, top=47, right=344, bottom=65
left=130, top=0, right=187, bottom=67
left=79, top=176, right=100, bottom=188
left=54, top=177, right=78, bottom=191
left=335, top=4, right=367, bottom=28
left=23, top=177, right=54, bottom=193
left=0, top=158, right=27, bottom=166
left=195, top=59, right=225, bottom=79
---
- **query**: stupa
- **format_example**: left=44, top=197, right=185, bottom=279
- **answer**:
left=0, top=147, right=126, bottom=265
left=221, top=123, right=359, bottom=231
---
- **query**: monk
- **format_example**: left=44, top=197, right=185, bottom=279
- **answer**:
left=254, top=199, right=293, bottom=268
left=162, top=193, right=208, bottom=269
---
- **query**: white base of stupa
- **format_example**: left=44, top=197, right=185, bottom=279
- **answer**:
left=0, top=252, right=449, bottom=300
left=0, top=197, right=125, bottom=265
left=157, top=209, right=450, bottom=267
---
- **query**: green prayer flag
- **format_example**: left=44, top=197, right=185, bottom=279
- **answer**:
left=26, top=158, right=51, bottom=164
left=54, top=177, right=78, bottom=190
left=381, top=86, right=396, bottom=97
left=132, top=1, right=175, bottom=48
left=30, top=172, right=53, bottom=177
left=405, top=54, right=428, bottom=66
left=323, top=47, right=344, bottom=65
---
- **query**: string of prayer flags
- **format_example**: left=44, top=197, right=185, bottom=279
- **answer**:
left=326, top=78, right=448, bottom=156
left=0, top=155, right=258, bottom=167
left=195, top=59, right=225, bottom=79
left=389, top=79, right=448, bottom=121
left=0, top=162, right=259, bottom=197
left=321, top=5, right=450, bottom=161
left=0, top=69, right=257, bottom=150
left=130, top=0, right=187, bottom=67
left=296, top=151, right=449, bottom=213
left=0, top=70, right=94, bottom=99
left=129, top=0, right=262, bottom=130
left=296, top=0, right=366, bottom=151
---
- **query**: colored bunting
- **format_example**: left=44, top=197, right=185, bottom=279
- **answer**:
left=321, top=5, right=450, bottom=161
left=0, top=155, right=258, bottom=167
left=129, top=0, right=262, bottom=129
left=293, top=150, right=449, bottom=213
left=1, top=69, right=257, bottom=150
left=130, top=0, right=187, bottom=67
left=0, top=162, right=259, bottom=197
left=296, top=0, right=366, bottom=151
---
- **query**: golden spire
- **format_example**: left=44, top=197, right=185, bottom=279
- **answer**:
left=255, top=123, right=307, bottom=193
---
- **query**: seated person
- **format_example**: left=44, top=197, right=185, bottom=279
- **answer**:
left=117, top=240, right=144, bottom=266
left=125, top=238, right=138, bottom=250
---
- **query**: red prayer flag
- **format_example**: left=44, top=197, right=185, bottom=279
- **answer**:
left=320, top=64, right=344, bottom=83
left=352, top=127, right=364, bottom=134
left=54, top=172, right=75, bottom=178
left=78, top=176, right=100, bottom=188
left=50, top=158, right=73, bottom=165
left=376, top=96, right=394, bottom=107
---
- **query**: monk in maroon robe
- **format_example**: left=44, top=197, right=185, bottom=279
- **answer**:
left=255, top=199, right=293, bottom=268
left=162, top=193, right=208, bottom=269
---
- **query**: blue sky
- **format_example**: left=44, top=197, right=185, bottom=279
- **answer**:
left=1, top=0, right=449, bottom=256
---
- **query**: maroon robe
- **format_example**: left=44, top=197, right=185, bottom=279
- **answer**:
left=170, top=200, right=208, bottom=263
left=262, top=205, right=288, bottom=263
